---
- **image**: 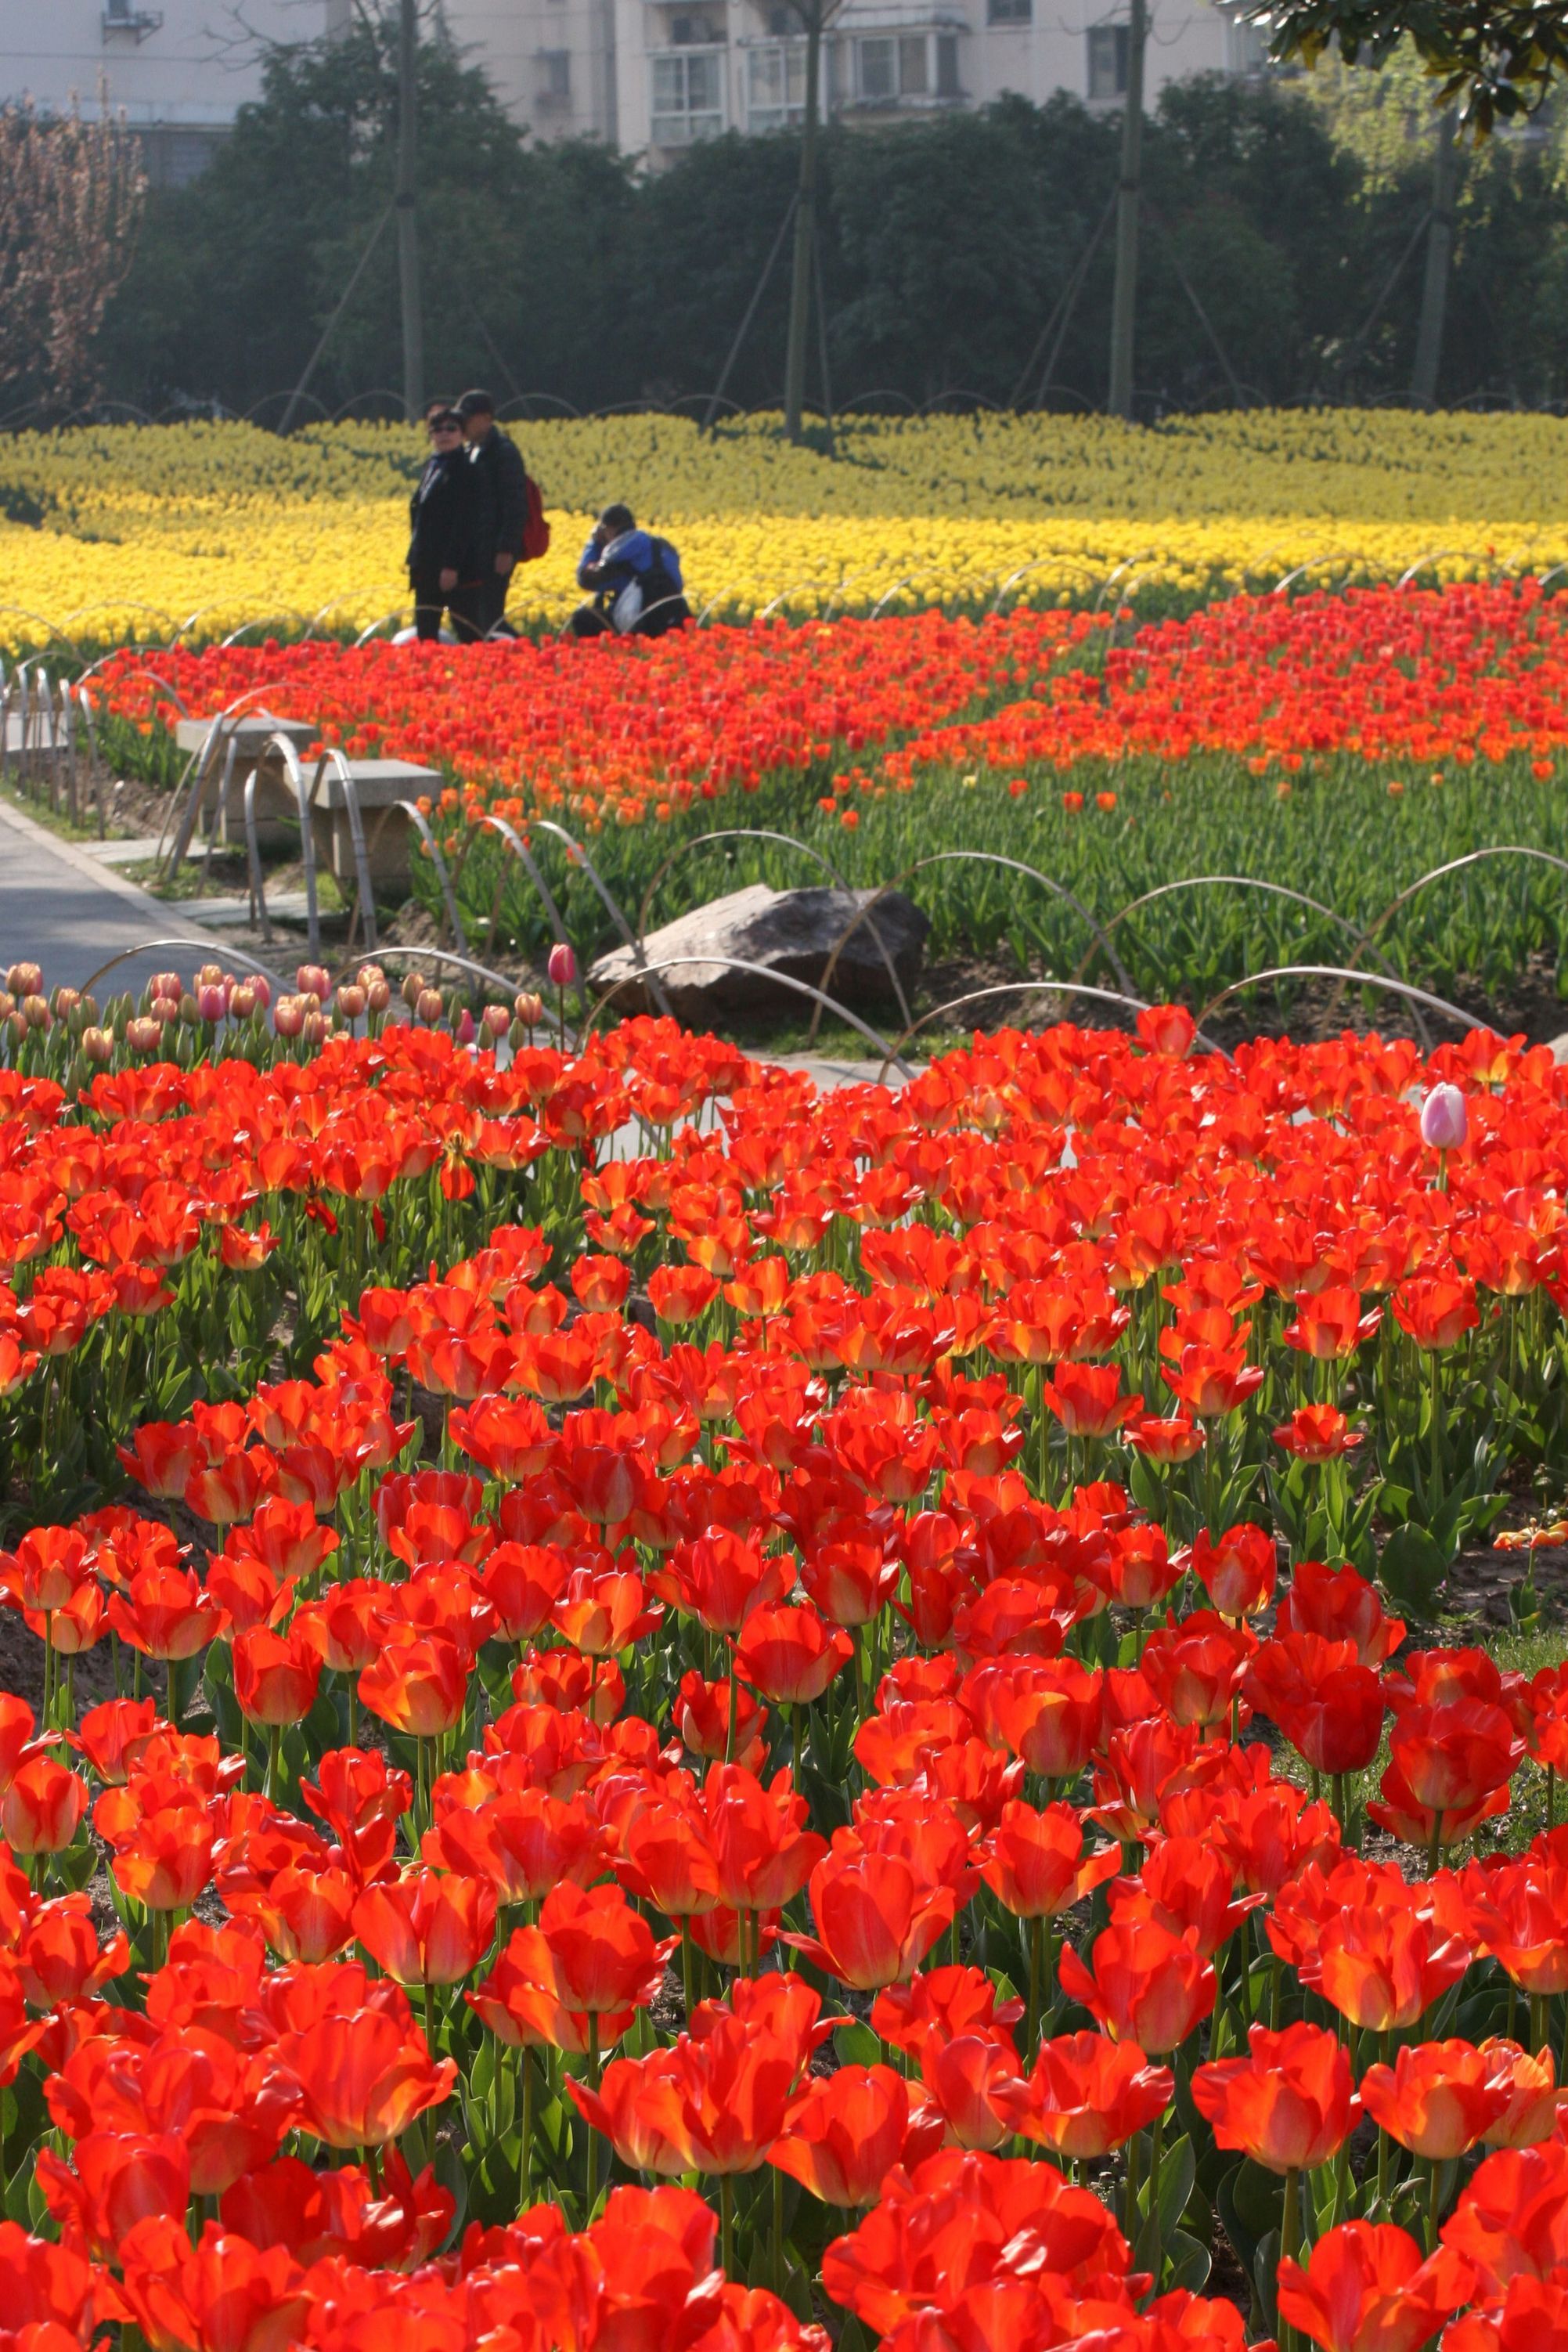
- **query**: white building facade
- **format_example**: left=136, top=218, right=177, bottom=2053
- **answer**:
left=0, top=0, right=1263, bottom=181
left=441, top=0, right=1266, bottom=164
left=0, top=0, right=347, bottom=183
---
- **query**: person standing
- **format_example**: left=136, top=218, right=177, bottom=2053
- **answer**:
left=457, top=388, right=528, bottom=638
left=407, top=402, right=478, bottom=641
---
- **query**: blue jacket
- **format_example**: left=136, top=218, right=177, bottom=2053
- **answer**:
left=576, top=528, right=683, bottom=597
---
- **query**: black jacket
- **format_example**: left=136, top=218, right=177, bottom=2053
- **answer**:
left=407, top=450, right=477, bottom=577
left=466, top=427, right=528, bottom=563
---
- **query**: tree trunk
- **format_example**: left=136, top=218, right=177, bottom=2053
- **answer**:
left=1410, top=107, right=1458, bottom=408
left=396, top=0, right=424, bottom=420
left=784, top=5, right=824, bottom=443
left=1106, top=0, right=1147, bottom=423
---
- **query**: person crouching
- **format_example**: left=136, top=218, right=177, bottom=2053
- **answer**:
left=570, top=504, right=690, bottom=640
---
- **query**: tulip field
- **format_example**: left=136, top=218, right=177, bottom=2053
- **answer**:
left=4, top=976, right=1568, bottom=2352
left=5, top=406, right=1568, bottom=653
left=93, top=579, right=1568, bottom=1019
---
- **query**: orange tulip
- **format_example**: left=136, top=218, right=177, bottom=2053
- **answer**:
left=1277, top=2221, right=1467, bottom=2352
left=769, top=2064, right=931, bottom=2208
left=1057, top=1918, right=1215, bottom=2053
left=992, top=2028, right=1172, bottom=2159
left=791, top=1849, right=958, bottom=1990
left=351, top=1869, right=497, bottom=1987
left=1359, top=2038, right=1511, bottom=2160
left=275, top=2005, right=456, bottom=2148
left=1191, top=2019, right=1357, bottom=2172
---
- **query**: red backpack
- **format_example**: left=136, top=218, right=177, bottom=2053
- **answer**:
left=522, top=474, right=551, bottom=563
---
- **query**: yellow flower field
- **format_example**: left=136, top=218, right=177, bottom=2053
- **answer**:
left=2, top=408, right=1567, bottom=653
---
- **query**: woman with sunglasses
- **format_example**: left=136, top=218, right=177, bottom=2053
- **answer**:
left=407, top=402, right=481, bottom=642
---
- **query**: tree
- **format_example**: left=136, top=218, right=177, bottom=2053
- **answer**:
left=1247, top=0, right=1568, bottom=129
left=0, top=98, right=144, bottom=411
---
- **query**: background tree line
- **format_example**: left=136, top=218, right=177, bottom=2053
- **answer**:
left=78, top=18, right=1568, bottom=416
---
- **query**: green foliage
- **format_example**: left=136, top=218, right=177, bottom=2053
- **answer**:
left=93, top=24, right=1568, bottom=415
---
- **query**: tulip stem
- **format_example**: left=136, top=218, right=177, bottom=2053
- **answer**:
left=1425, top=2158, right=1440, bottom=2254
left=1026, top=1917, right=1044, bottom=2060
left=585, top=2014, right=601, bottom=2219
left=719, top=2174, right=734, bottom=2278
left=771, top=2162, right=784, bottom=2296
left=520, top=2047, right=533, bottom=2208
left=1280, top=2166, right=1301, bottom=2350
left=265, top=1721, right=281, bottom=1805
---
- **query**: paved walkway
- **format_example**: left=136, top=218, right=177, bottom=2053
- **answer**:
left=0, top=799, right=904, bottom=1091
left=0, top=795, right=272, bottom=998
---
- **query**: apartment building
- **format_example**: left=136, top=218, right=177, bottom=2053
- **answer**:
left=0, top=0, right=347, bottom=183
left=442, top=0, right=1266, bottom=163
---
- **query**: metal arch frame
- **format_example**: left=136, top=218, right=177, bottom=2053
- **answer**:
left=1196, top=964, right=1482, bottom=1036
left=243, top=390, right=330, bottom=427
left=478, top=814, right=572, bottom=961
left=1068, top=872, right=1431, bottom=1048
left=76, top=938, right=293, bottom=999
left=874, top=979, right=1220, bottom=1085
left=497, top=393, right=583, bottom=421
left=522, top=817, right=674, bottom=1020
left=989, top=557, right=1103, bottom=616
left=1313, top=843, right=1568, bottom=1034
left=323, top=943, right=572, bottom=1041
left=355, top=606, right=416, bottom=647
left=1270, top=551, right=1373, bottom=598
left=60, top=599, right=182, bottom=642
left=218, top=611, right=316, bottom=650
left=582, top=954, right=913, bottom=1077
left=805, top=848, right=1134, bottom=1051
left=0, top=610, right=85, bottom=662
left=330, top=391, right=406, bottom=423
left=157, top=682, right=308, bottom=874
left=311, top=745, right=380, bottom=954
left=398, top=800, right=467, bottom=951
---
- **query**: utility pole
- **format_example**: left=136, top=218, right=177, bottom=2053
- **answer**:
left=1105, top=0, right=1147, bottom=422
left=1411, top=106, right=1458, bottom=407
left=396, top=0, right=424, bottom=420
left=783, top=0, right=830, bottom=443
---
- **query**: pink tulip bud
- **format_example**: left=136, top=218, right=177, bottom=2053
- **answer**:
left=125, top=1016, right=162, bottom=1055
left=302, top=1012, right=331, bottom=1049
left=514, top=991, right=542, bottom=1027
left=6, top=964, right=41, bottom=1000
left=250, top=976, right=272, bottom=1012
left=297, top=964, right=332, bottom=1003
left=229, top=983, right=257, bottom=1021
left=148, top=971, right=181, bottom=1004
left=456, top=1008, right=477, bottom=1047
left=1419, top=1083, right=1468, bottom=1153
left=273, top=995, right=305, bottom=1040
left=336, top=983, right=367, bottom=1023
left=196, top=983, right=229, bottom=1024
left=481, top=1004, right=510, bottom=1040
left=547, top=942, right=577, bottom=988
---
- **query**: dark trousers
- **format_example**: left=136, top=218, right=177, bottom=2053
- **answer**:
left=410, top=571, right=452, bottom=641
left=570, top=604, right=614, bottom=639
left=467, top=565, right=514, bottom=639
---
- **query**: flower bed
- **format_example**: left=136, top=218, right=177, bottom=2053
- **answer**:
left=2, top=981, right=1568, bottom=2347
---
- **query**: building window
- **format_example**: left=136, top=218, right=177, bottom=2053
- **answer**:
left=935, top=31, right=960, bottom=90
left=651, top=46, right=725, bottom=141
left=542, top=49, right=571, bottom=93
left=747, top=40, right=808, bottom=128
left=857, top=35, right=896, bottom=99
left=899, top=33, right=928, bottom=90
left=1087, top=21, right=1129, bottom=96
left=986, top=0, right=1030, bottom=21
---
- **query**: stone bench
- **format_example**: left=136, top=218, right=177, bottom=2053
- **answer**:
left=173, top=719, right=438, bottom=897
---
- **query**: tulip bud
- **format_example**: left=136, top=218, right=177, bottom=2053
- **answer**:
left=514, top=990, right=542, bottom=1027
left=1419, top=1084, right=1468, bottom=1153
left=196, top=983, right=228, bottom=1024
left=481, top=1004, right=510, bottom=1040
left=402, top=971, right=427, bottom=1009
left=366, top=976, right=391, bottom=1014
left=81, top=1026, right=114, bottom=1065
left=0, top=993, right=13, bottom=1023
left=297, top=963, right=332, bottom=1002
left=229, top=983, right=257, bottom=1021
left=456, top=1006, right=476, bottom=1046
left=302, top=1011, right=331, bottom=1048
left=125, top=1016, right=162, bottom=1055
left=149, top=971, right=181, bottom=1003
left=509, top=1018, right=529, bottom=1050
left=22, top=995, right=50, bottom=1032
left=250, top=976, right=272, bottom=1011
left=547, top=942, right=577, bottom=987
left=416, top=987, right=444, bottom=1025
left=51, top=987, right=80, bottom=1021
left=274, top=995, right=305, bottom=1040
left=337, top=983, right=367, bottom=1023
left=151, top=995, right=181, bottom=1029
left=178, top=993, right=200, bottom=1026
left=196, top=963, right=225, bottom=988
left=6, top=964, right=41, bottom=1000
left=357, top=963, right=386, bottom=992
left=5, top=1012, right=24, bottom=1048
left=79, top=993, right=100, bottom=1026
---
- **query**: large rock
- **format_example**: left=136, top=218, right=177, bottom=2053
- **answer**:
left=590, top=882, right=928, bottom=1023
